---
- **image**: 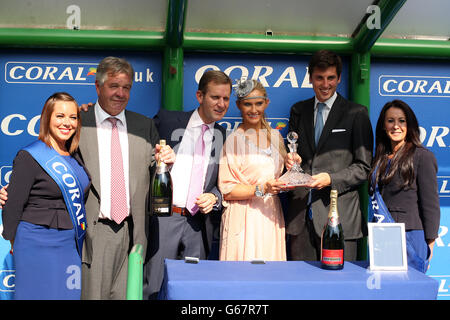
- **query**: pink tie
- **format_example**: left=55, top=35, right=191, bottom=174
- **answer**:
left=108, top=117, right=128, bottom=224
left=186, top=124, right=209, bottom=215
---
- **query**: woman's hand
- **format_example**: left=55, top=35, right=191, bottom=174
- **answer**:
left=0, top=184, right=8, bottom=208
left=285, top=152, right=302, bottom=171
left=264, top=179, right=288, bottom=195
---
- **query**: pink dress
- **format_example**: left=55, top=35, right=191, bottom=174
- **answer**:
left=218, top=129, right=286, bottom=261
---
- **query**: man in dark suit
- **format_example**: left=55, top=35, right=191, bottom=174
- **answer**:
left=143, top=70, right=231, bottom=299
left=285, top=50, right=373, bottom=261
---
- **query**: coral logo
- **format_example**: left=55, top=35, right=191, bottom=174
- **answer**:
left=430, top=275, right=450, bottom=298
left=87, top=67, right=97, bottom=76
left=379, top=75, right=450, bottom=98
left=219, top=117, right=289, bottom=135
left=438, top=177, right=450, bottom=199
left=0, top=270, right=15, bottom=292
left=275, top=122, right=287, bottom=130
left=5, top=61, right=98, bottom=85
left=0, top=166, right=12, bottom=187
left=1, top=113, right=40, bottom=136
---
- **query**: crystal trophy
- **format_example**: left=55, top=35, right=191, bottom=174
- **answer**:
left=279, top=132, right=313, bottom=186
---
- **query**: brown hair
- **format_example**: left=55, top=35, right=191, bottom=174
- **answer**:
left=370, top=99, right=422, bottom=191
left=198, top=70, right=232, bottom=95
left=38, top=92, right=81, bottom=154
left=308, top=50, right=343, bottom=78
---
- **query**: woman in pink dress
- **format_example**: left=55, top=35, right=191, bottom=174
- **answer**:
left=218, top=79, right=290, bottom=261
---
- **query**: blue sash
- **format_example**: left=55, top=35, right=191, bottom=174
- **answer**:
left=23, top=140, right=87, bottom=257
left=369, top=165, right=430, bottom=273
left=369, top=167, right=395, bottom=223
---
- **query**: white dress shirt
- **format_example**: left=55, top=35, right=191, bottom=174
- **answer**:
left=314, top=91, right=337, bottom=125
left=170, top=109, right=214, bottom=208
left=95, top=102, right=130, bottom=220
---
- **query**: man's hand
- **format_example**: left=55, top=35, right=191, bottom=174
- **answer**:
left=79, top=102, right=94, bottom=112
left=0, top=184, right=8, bottom=208
left=155, top=144, right=176, bottom=165
left=306, top=172, right=331, bottom=190
left=196, top=193, right=217, bottom=214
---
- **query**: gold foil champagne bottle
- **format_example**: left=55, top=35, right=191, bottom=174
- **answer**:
left=321, top=189, right=344, bottom=270
left=150, top=140, right=173, bottom=216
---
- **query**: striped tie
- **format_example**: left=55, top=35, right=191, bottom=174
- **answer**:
left=108, top=117, right=128, bottom=224
left=186, top=124, right=209, bottom=215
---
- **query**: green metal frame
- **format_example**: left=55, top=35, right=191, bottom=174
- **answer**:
left=0, top=28, right=165, bottom=50
left=352, top=0, right=407, bottom=53
left=350, top=0, right=406, bottom=260
left=372, top=38, right=450, bottom=58
left=184, top=32, right=353, bottom=54
left=162, top=0, right=187, bottom=111
left=349, top=51, right=371, bottom=260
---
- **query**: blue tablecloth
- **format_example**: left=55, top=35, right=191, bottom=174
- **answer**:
left=159, top=259, right=438, bottom=300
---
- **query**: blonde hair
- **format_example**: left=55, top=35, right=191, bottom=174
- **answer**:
left=238, top=80, right=287, bottom=159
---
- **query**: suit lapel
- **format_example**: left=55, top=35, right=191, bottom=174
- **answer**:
left=79, top=108, right=101, bottom=198
left=176, top=110, right=194, bottom=153
left=126, top=111, right=141, bottom=199
left=302, top=98, right=315, bottom=153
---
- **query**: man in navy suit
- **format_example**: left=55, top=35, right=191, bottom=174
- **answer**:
left=285, top=50, right=373, bottom=262
left=143, top=70, right=232, bottom=299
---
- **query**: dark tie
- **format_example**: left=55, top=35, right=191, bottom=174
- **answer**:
left=108, top=117, right=128, bottom=224
left=315, top=102, right=326, bottom=146
left=186, top=124, right=209, bottom=215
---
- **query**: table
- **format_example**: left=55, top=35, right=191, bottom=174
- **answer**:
left=159, top=259, right=438, bottom=300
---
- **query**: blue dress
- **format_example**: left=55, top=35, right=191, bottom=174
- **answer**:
left=11, top=153, right=89, bottom=300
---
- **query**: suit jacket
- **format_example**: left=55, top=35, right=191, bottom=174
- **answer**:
left=79, top=107, right=159, bottom=264
left=378, top=147, right=440, bottom=240
left=153, top=108, right=226, bottom=255
left=286, top=94, right=373, bottom=239
left=2, top=149, right=90, bottom=240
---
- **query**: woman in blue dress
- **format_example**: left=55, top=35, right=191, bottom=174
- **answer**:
left=2, top=92, right=90, bottom=299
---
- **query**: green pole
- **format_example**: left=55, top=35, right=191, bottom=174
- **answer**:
left=162, top=0, right=187, bottom=111
left=126, top=244, right=144, bottom=300
left=166, top=0, right=188, bottom=48
left=350, top=0, right=407, bottom=261
left=162, top=46, right=184, bottom=111
left=350, top=52, right=371, bottom=261
left=350, top=52, right=371, bottom=107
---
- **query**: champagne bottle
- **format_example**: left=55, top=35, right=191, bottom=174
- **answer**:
left=321, top=189, right=344, bottom=270
left=150, top=139, right=173, bottom=216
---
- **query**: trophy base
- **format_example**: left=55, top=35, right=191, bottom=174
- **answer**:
left=279, top=169, right=313, bottom=187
